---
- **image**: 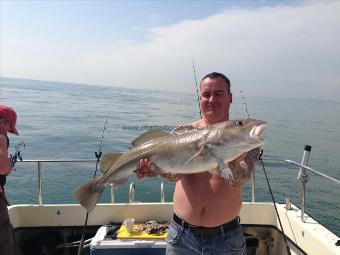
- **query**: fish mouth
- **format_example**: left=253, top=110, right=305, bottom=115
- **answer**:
left=249, top=123, right=267, bottom=139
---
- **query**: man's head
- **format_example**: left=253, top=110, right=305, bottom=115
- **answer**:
left=0, top=104, right=19, bottom=135
left=200, top=72, right=231, bottom=93
left=199, top=72, right=232, bottom=124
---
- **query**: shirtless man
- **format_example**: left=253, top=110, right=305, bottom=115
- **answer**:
left=137, top=72, right=250, bottom=255
left=0, top=104, right=19, bottom=255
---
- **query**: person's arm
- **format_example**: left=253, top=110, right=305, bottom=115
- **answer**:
left=0, top=134, right=12, bottom=175
left=228, top=148, right=260, bottom=185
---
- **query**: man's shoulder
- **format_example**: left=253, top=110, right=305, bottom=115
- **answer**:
left=0, top=133, right=7, bottom=145
left=0, top=134, right=9, bottom=156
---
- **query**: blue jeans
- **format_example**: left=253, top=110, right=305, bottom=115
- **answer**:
left=166, top=219, right=246, bottom=255
left=0, top=191, right=15, bottom=255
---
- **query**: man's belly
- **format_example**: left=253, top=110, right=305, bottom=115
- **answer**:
left=173, top=172, right=242, bottom=227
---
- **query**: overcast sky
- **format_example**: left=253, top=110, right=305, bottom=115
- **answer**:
left=1, top=0, right=340, bottom=101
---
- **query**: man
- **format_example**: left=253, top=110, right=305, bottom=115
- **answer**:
left=0, top=103, right=19, bottom=255
left=137, top=72, right=253, bottom=254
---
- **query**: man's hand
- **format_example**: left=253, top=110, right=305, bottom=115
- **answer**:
left=136, top=159, right=158, bottom=179
left=136, top=159, right=182, bottom=181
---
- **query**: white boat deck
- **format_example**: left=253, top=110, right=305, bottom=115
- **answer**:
left=9, top=201, right=340, bottom=255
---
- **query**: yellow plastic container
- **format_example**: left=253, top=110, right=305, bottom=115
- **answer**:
left=117, top=224, right=168, bottom=239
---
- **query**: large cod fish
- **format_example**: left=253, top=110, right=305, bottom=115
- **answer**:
left=75, top=119, right=266, bottom=212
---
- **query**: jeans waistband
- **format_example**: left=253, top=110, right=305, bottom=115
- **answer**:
left=173, top=213, right=239, bottom=237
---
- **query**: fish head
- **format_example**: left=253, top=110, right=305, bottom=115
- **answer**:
left=214, top=119, right=267, bottom=145
left=243, top=119, right=267, bottom=139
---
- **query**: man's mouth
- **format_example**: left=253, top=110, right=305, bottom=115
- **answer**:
left=207, top=105, right=217, bottom=110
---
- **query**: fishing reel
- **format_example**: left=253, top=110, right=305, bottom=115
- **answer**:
left=10, top=141, right=25, bottom=169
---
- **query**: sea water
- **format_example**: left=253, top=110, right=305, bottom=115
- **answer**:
left=1, top=77, right=339, bottom=236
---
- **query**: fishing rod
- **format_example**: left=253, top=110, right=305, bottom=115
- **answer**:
left=191, top=58, right=202, bottom=118
left=241, top=93, right=291, bottom=255
left=240, top=90, right=250, bottom=119
left=259, top=151, right=292, bottom=255
left=77, top=119, right=108, bottom=255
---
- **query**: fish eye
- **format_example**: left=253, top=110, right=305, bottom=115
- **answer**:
left=236, top=121, right=243, bottom=126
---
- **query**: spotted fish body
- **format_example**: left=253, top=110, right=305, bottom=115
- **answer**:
left=74, top=119, right=266, bottom=212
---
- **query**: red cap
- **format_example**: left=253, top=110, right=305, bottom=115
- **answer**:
left=0, top=104, right=19, bottom=135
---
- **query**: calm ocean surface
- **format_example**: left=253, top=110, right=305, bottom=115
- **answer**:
left=1, top=77, right=339, bottom=236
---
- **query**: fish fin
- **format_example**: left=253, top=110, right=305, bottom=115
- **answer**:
left=186, top=130, right=213, bottom=164
left=186, top=144, right=209, bottom=164
left=110, top=175, right=130, bottom=189
left=131, top=130, right=169, bottom=147
left=170, top=124, right=197, bottom=135
left=209, top=163, right=234, bottom=182
left=218, top=160, right=234, bottom=182
left=100, top=152, right=124, bottom=173
left=74, top=178, right=105, bottom=212
left=186, top=151, right=200, bottom=164
left=205, top=145, right=235, bottom=182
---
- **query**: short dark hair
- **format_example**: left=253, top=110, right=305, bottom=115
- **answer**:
left=200, top=72, right=231, bottom=92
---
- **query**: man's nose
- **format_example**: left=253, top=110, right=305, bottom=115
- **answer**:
left=208, top=94, right=216, bottom=102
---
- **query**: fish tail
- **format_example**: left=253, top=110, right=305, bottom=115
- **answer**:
left=74, top=178, right=105, bottom=212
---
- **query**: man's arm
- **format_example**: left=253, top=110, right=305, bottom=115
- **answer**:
left=0, top=134, right=12, bottom=175
left=228, top=148, right=260, bottom=185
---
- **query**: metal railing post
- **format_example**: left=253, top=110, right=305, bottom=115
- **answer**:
left=251, top=170, right=256, bottom=203
left=110, top=184, right=115, bottom=203
left=129, top=182, right=135, bottom=203
left=160, top=182, right=165, bottom=203
left=297, top=145, right=311, bottom=222
left=37, top=161, right=43, bottom=205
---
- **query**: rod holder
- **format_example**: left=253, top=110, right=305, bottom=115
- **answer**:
left=285, top=197, right=292, bottom=210
left=297, top=145, right=311, bottom=181
left=298, top=145, right=312, bottom=222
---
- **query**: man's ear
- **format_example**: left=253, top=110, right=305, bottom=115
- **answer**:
left=229, top=93, right=233, bottom=103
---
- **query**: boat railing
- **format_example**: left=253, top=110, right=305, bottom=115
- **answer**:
left=260, top=145, right=340, bottom=222
left=16, top=159, right=96, bottom=205
left=15, top=159, right=166, bottom=206
left=16, top=145, right=339, bottom=222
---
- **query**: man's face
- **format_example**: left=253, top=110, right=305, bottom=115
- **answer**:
left=200, top=77, right=232, bottom=124
left=0, top=119, right=11, bottom=133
